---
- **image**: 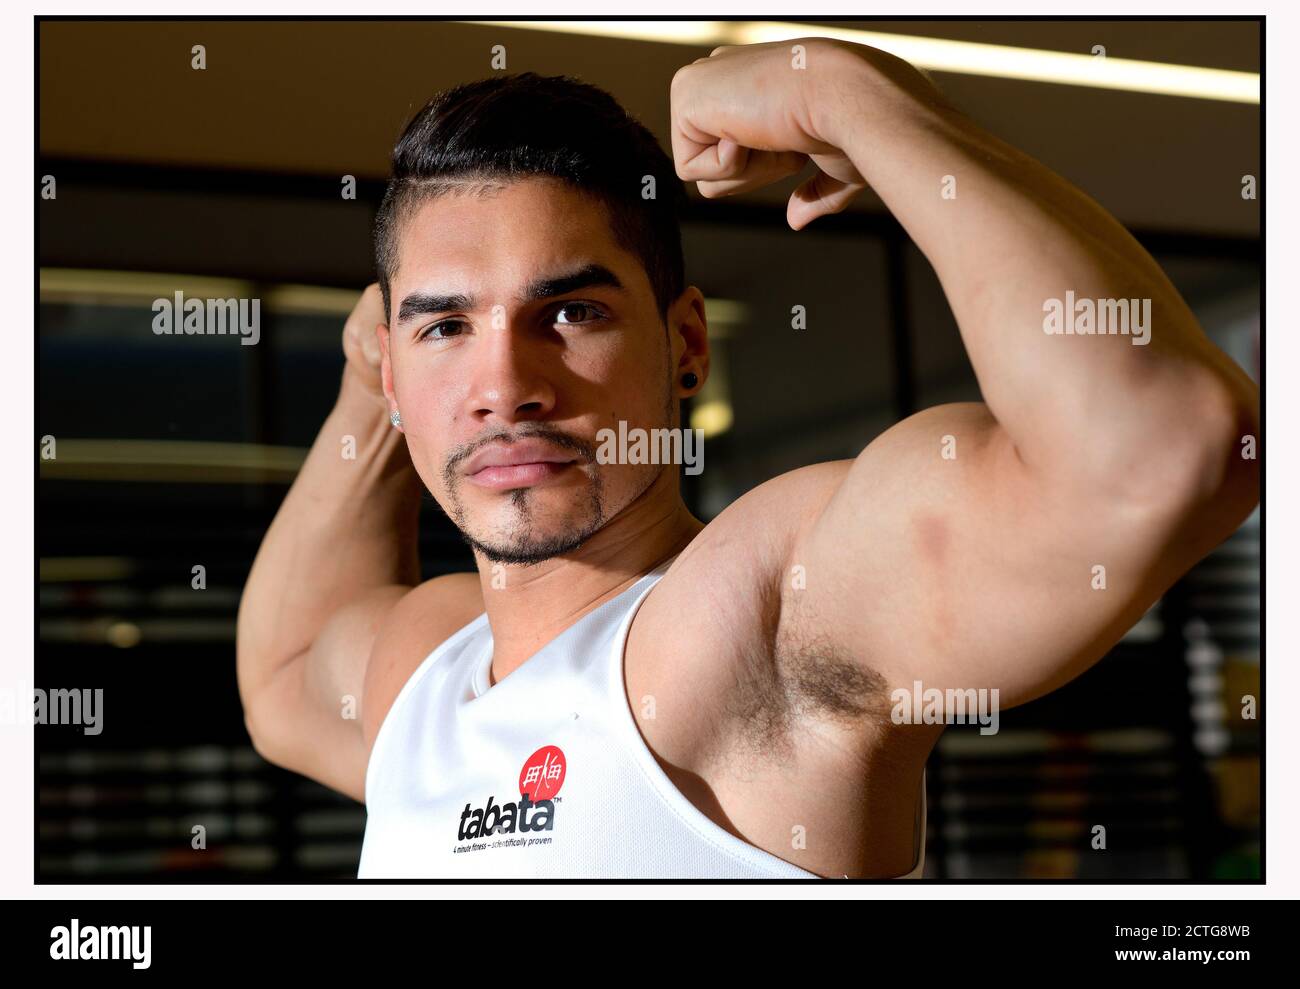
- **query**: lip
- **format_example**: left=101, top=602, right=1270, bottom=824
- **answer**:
left=467, top=461, right=575, bottom=490
left=461, top=439, right=580, bottom=489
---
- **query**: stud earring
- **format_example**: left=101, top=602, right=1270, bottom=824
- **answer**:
left=681, top=372, right=698, bottom=390
left=390, top=409, right=402, bottom=428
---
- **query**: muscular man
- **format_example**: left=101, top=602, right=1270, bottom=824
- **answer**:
left=236, top=39, right=1259, bottom=879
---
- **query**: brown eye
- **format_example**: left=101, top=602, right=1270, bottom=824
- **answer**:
left=555, top=302, right=604, bottom=325
left=421, top=321, right=464, bottom=341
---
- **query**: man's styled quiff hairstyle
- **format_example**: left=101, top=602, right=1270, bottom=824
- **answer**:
left=374, top=72, right=688, bottom=326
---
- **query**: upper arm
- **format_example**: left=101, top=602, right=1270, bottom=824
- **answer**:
left=779, top=401, right=1254, bottom=711
left=242, top=584, right=409, bottom=802
left=242, top=573, right=484, bottom=803
left=359, top=572, right=484, bottom=753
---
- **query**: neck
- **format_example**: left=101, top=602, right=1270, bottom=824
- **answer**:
left=472, top=478, right=703, bottom=685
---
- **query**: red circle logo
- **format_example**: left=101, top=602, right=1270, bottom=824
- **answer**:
left=519, top=745, right=566, bottom=802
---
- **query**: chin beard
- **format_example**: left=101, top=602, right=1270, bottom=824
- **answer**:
left=455, top=485, right=608, bottom=566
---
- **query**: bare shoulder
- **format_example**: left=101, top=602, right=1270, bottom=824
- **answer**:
left=360, top=572, right=485, bottom=751
left=668, top=460, right=854, bottom=583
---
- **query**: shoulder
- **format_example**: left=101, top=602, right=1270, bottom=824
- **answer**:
left=677, top=460, right=854, bottom=574
left=360, top=572, right=485, bottom=750
left=641, top=461, right=853, bottom=647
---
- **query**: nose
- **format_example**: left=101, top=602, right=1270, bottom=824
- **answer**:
left=463, top=317, right=558, bottom=426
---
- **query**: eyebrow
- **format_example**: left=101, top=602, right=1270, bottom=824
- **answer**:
left=395, top=263, right=626, bottom=328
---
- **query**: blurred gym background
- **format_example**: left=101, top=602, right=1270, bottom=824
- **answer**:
left=37, top=18, right=1261, bottom=880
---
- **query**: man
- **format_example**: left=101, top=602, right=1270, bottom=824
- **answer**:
left=235, top=39, right=1259, bottom=879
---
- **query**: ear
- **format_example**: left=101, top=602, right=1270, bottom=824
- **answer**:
left=668, top=285, right=710, bottom=396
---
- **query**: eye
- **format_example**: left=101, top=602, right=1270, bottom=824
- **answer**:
left=419, top=320, right=465, bottom=342
left=554, top=302, right=606, bottom=326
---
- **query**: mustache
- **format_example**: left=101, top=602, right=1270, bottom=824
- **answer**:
left=442, top=423, right=596, bottom=485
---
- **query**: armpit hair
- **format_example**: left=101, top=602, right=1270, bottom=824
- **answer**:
left=716, top=577, right=893, bottom=764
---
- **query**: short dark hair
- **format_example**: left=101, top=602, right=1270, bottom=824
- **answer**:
left=374, top=72, right=687, bottom=326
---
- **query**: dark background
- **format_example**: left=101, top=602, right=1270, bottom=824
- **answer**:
left=37, top=18, right=1261, bottom=880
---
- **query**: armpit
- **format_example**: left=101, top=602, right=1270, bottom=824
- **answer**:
left=717, top=593, right=894, bottom=765
left=775, top=619, right=893, bottom=731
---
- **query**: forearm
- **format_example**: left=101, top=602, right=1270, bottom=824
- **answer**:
left=236, top=363, right=422, bottom=696
left=819, top=44, right=1258, bottom=486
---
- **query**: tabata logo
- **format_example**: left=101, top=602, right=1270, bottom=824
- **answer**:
left=458, top=745, right=566, bottom=840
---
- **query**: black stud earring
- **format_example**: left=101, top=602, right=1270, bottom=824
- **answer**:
left=681, top=371, right=698, bottom=390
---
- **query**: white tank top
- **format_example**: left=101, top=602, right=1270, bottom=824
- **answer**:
left=358, top=555, right=927, bottom=879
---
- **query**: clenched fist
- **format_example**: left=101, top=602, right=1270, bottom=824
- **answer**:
left=670, top=38, right=948, bottom=230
